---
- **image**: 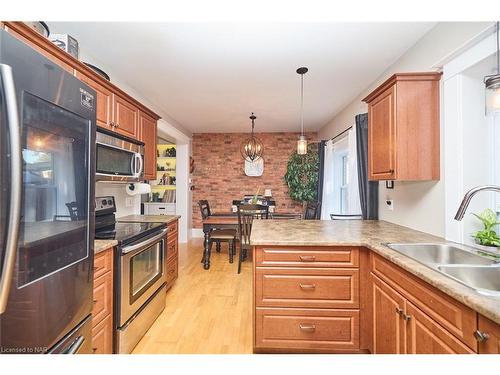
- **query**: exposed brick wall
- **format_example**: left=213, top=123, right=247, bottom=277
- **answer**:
left=191, top=132, right=317, bottom=228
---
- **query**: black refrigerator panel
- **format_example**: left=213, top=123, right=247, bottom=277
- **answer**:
left=0, top=29, right=96, bottom=353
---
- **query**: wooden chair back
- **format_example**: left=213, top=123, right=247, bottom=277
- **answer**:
left=304, top=201, right=321, bottom=220
left=237, top=204, right=269, bottom=247
left=198, top=200, right=211, bottom=220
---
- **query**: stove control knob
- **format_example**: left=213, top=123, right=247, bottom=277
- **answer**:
left=101, top=199, right=107, bottom=206
left=108, top=199, right=113, bottom=206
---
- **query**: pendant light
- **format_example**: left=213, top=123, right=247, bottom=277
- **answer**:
left=485, top=21, right=500, bottom=115
left=240, top=112, right=263, bottom=162
left=296, top=67, right=308, bottom=155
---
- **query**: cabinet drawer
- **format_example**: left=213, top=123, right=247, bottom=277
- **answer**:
left=255, top=247, right=359, bottom=268
left=255, top=308, right=359, bottom=352
left=91, top=314, right=113, bottom=354
left=92, top=271, right=113, bottom=327
left=166, top=237, right=178, bottom=262
left=168, top=220, right=178, bottom=237
left=166, top=257, right=178, bottom=287
left=94, top=248, right=113, bottom=279
left=255, top=268, right=359, bottom=308
left=371, top=254, right=477, bottom=350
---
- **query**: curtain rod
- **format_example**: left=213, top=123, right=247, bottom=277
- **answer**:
left=328, top=125, right=352, bottom=143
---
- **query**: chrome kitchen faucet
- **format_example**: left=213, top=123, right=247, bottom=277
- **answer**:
left=454, top=185, right=500, bottom=221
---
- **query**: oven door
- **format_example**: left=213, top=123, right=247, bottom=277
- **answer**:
left=95, top=131, right=143, bottom=182
left=119, top=228, right=167, bottom=326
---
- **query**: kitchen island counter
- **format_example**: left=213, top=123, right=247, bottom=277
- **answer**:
left=250, top=219, right=500, bottom=326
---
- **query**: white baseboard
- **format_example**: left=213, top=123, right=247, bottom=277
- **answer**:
left=191, top=228, right=204, bottom=238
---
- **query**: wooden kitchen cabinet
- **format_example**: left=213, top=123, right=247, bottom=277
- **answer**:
left=139, top=111, right=158, bottom=180
left=372, top=274, right=406, bottom=354
left=92, top=247, right=114, bottom=354
left=253, top=246, right=363, bottom=353
left=478, top=315, right=500, bottom=354
left=363, top=72, right=441, bottom=181
left=165, top=219, right=179, bottom=290
left=113, top=93, right=139, bottom=138
left=405, top=301, right=474, bottom=354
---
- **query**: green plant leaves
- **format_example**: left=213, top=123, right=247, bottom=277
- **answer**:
left=472, top=208, right=500, bottom=246
left=284, top=144, right=319, bottom=203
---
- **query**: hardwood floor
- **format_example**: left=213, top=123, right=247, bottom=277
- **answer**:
left=132, top=238, right=253, bottom=354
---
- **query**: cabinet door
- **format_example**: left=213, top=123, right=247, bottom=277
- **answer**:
left=368, top=85, right=396, bottom=180
left=113, top=94, right=138, bottom=138
left=406, top=301, right=475, bottom=354
left=372, top=274, right=405, bottom=353
left=139, top=111, right=157, bottom=180
left=478, top=315, right=500, bottom=354
left=91, top=314, right=113, bottom=354
left=76, top=71, right=113, bottom=129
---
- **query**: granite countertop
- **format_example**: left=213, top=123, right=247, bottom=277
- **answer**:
left=94, top=239, right=118, bottom=254
left=250, top=219, right=500, bottom=325
left=117, top=215, right=180, bottom=224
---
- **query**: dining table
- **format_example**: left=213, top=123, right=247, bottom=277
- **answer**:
left=200, top=211, right=303, bottom=270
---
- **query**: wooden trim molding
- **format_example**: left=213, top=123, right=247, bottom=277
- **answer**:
left=2, top=21, right=160, bottom=120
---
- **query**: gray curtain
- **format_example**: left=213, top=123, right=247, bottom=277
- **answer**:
left=316, top=140, right=326, bottom=219
left=356, top=113, right=378, bottom=219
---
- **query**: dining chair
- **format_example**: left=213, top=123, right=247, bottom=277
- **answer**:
left=304, top=201, right=321, bottom=220
left=198, top=200, right=238, bottom=262
left=330, top=214, right=363, bottom=220
left=237, top=204, right=269, bottom=274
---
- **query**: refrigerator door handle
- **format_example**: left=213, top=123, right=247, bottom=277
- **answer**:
left=0, top=64, right=22, bottom=314
left=63, top=336, right=85, bottom=354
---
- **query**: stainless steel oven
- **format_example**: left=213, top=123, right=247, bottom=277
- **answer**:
left=116, top=227, right=167, bottom=353
left=96, top=129, right=144, bottom=182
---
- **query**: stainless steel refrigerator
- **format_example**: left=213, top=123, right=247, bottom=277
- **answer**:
left=0, top=29, right=96, bottom=354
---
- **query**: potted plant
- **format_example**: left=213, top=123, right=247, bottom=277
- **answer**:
left=471, top=209, right=500, bottom=247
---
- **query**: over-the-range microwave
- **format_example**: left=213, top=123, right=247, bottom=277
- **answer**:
left=96, top=129, right=144, bottom=182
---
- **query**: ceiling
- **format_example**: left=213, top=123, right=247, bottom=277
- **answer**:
left=48, top=22, right=435, bottom=134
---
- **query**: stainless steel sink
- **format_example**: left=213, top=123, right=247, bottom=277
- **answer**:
left=438, top=265, right=500, bottom=296
left=386, top=243, right=496, bottom=267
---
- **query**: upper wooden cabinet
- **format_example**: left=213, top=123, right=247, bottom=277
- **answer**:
left=363, top=72, right=441, bottom=181
left=139, top=111, right=158, bottom=180
left=113, top=93, right=139, bottom=139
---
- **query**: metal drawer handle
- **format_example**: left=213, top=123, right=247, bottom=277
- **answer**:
left=395, top=307, right=404, bottom=316
left=299, top=255, right=316, bottom=262
left=403, top=314, right=412, bottom=322
left=474, top=330, right=490, bottom=343
left=299, top=324, right=316, bottom=332
left=299, top=283, right=316, bottom=290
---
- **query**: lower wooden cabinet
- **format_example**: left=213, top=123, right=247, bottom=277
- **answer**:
left=255, top=308, right=359, bottom=352
left=372, top=274, right=406, bottom=354
left=478, top=315, right=500, bottom=354
left=165, top=219, right=179, bottom=290
left=405, top=301, right=474, bottom=354
left=91, top=315, right=113, bottom=354
left=92, top=247, right=114, bottom=354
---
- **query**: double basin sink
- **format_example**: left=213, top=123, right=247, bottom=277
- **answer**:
left=386, top=243, right=500, bottom=297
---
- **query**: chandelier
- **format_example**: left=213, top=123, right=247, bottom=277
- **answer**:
left=240, top=112, right=263, bottom=162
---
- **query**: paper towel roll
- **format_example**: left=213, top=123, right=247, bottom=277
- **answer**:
left=126, top=183, right=151, bottom=196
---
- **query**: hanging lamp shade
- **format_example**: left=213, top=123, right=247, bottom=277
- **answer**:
left=296, top=67, right=308, bottom=154
left=485, top=21, right=500, bottom=115
left=240, top=113, right=263, bottom=162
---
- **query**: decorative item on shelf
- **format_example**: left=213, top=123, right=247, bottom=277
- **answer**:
left=485, top=21, right=500, bottom=115
left=84, top=63, right=110, bottom=81
left=158, top=173, right=172, bottom=186
left=284, top=143, right=319, bottom=208
left=24, top=22, right=50, bottom=38
left=240, top=112, right=263, bottom=162
left=296, top=67, right=309, bottom=155
left=471, top=209, right=500, bottom=247
left=151, top=192, right=161, bottom=202
left=264, top=189, right=272, bottom=197
left=49, top=34, right=79, bottom=59
left=171, top=177, right=176, bottom=185
left=163, top=147, right=176, bottom=157
left=157, top=149, right=160, bottom=157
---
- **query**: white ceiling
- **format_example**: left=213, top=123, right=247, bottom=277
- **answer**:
left=48, top=22, right=435, bottom=134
